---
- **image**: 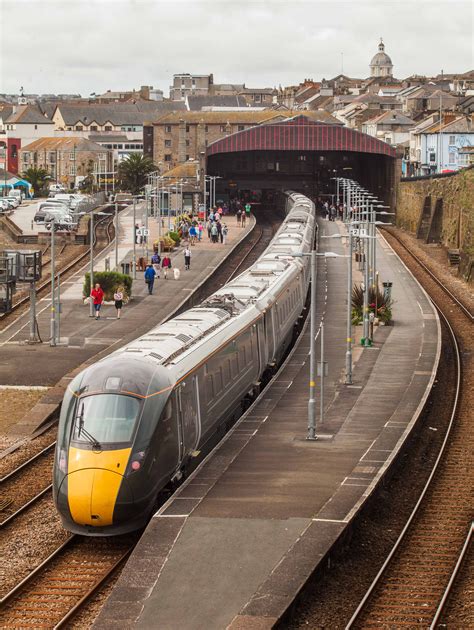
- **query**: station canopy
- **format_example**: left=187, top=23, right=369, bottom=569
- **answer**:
left=207, top=115, right=397, bottom=158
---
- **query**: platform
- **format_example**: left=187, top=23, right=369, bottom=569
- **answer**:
left=0, top=205, right=253, bottom=435
left=93, top=218, right=441, bottom=630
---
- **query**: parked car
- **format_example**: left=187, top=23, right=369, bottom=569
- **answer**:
left=5, top=196, right=19, bottom=208
left=0, top=199, right=13, bottom=213
left=49, top=184, right=67, bottom=194
left=34, top=204, right=71, bottom=223
left=44, top=213, right=77, bottom=231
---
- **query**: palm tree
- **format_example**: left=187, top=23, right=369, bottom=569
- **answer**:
left=118, top=153, right=156, bottom=195
left=22, top=167, right=50, bottom=197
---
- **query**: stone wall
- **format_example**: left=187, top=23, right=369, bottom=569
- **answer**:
left=396, top=168, right=474, bottom=259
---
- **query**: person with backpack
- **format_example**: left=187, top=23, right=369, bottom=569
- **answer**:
left=162, top=255, right=172, bottom=279
left=210, top=222, right=218, bottom=243
left=236, top=208, right=242, bottom=227
left=144, top=264, right=156, bottom=294
left=184, top=247, right=191, bottom=270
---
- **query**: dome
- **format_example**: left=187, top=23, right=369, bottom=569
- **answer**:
left=370, top=51, right=393, bottom=67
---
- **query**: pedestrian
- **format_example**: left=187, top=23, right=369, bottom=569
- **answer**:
left=144, top=264, right=156, bottom=294
left=198, top=221, right=203, bottom=241
left=114, top=286, right=124, bottom=319
left=207, top=218, right=212, bottom=240
left=151, top=250, right=161, bottom=278
left=222, top=223, right=228, bottom=244
left=329, top=204, right=336, bottom=221
left=184, top=247, right=191, bottom=270
left=210, top=222, right=218, bottom=243
left=236, top=208, right=242, bottom=226
left=189, top=224, right=197, bottom=245
left=135, top=223, right=142, bottom=245
left=245, top=202, right=251, bottom=220
left=90, top=282, right=104, bottom=320
left=241, top=211, right=246, bottom=227
left=217, top=220, right=223, bottom=243
left=162, top=255, right=172, bottom=279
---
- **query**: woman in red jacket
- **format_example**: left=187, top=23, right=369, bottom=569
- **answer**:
left=90, top=283, right=104, bottom=320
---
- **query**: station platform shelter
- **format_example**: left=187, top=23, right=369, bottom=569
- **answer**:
left=206, top=115, right=398, bottom=208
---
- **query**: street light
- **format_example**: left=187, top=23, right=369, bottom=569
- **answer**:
left=89, top=210, right=109, bottom=317
left=278, top=250, right=347, bottom=440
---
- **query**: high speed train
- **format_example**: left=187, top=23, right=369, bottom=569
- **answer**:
left=53, top=192, right=317, bottom=535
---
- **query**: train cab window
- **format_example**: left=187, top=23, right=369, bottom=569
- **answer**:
left=72, top=394, right=140, bottom=445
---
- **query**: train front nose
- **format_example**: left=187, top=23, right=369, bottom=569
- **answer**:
left=64, top=447, right=133, bottom=527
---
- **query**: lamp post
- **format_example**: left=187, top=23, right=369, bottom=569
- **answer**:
left=50, top=218, right=56, bottom=346
left=278, top=250, right=346, bottom=439
left=132, top=196, right=137, bottom=280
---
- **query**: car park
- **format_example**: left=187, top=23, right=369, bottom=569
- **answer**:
left=34, top=204, right=71, bottom=223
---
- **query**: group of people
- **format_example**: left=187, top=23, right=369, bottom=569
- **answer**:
left=235, top=201, right=252, bottom=227
left=144, top=249, right=187, bottom=295
left=90, top=283, right=124, bottom=320
left=319, top=199, right=345, bottom=222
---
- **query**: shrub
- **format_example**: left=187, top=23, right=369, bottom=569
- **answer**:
left=167, top=231, right=181, bottom=245
left=153, top=236, right=175, bottom=251
left=84, top=271, right=132, bottom=301
left=351, top=282, right=393, bottom=324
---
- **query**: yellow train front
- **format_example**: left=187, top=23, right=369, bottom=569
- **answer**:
left=53, top=357, right=175, bottom=536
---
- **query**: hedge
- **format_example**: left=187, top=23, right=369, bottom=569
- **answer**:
left=83, top=271, right=133, bottom=301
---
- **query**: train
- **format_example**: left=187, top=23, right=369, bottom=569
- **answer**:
left=53, top=192, right=317, bottom=535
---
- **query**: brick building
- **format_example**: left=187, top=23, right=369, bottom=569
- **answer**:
left=144, top=110, right=340, bottom=170
left=20, top=137, right=113, bottom=189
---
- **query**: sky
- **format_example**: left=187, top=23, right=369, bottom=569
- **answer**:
left=0, top=0, right=472, bottom=96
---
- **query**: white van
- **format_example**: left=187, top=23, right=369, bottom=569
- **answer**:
left=9, top=190, right=23, bottom=204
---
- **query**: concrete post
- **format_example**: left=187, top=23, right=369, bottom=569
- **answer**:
left=307, top=249, right=318, bottom=441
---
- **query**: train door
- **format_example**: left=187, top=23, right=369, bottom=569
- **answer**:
left=177, top=375, right=201, bottom=457
left=264, top=310, right=276, bottom=365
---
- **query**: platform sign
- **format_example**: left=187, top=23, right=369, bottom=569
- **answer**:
left=350, top=228, right=367, bottom=237
left=136, top=228, right=150, bottom=236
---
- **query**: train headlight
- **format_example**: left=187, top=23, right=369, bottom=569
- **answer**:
left=58, top=448, right=68, bottom=473
left=125, top=450, right=146, bottom=476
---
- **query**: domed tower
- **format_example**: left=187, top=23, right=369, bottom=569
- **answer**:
left=370, top=38, right=393, bottom=78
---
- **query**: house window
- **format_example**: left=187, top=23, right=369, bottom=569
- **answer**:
left=69, top=164, right=76, bottom=175
left=75, top=125, right=83, bottom=131
left=186, top=139, right=190, bottom=146
left=98, top=153, right=106, bottom=160
left=90, top=125, right=98, bottom=131
left=104, top=126, right=112, bottom=131
left=165, top=140, right=171, bottom=147
left=49, top=151, right=56, bottom=163
left=204, top=125, right=209, bottom=133
left=11, top=144, right=17, bottom=158
left=238, top=125, right=245, bottom=131
left=186, top=125, right=190, bottom=133
left=164, top=154, right=172, bottom=162
left=34, top=124, right=38, bottom=130
left=254, top=94, right=262, bottom=103
left=22, top=152, right=29, bottom=162
left=448, top=151, right=457, bottom=164
left=165, top=125, right=172, bottom=133
left=69, top=152, right=76, bottom=160
left=186, top=155, right=190, bottom=161
left=220, top=125, right=226, bottom=132
left=429, top=151, right=436, bottom=162
left=449, top=135, right=456, bottom=145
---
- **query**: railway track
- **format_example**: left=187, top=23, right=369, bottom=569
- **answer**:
left=0, top=442, right=55, bottom=528
left=0, top=209, right=115, bottom=326
left=346, top=228, right=473, bottom=629
left=0, top=534, right=138, bottom=629
left=0, top=209, right=284, bottom=626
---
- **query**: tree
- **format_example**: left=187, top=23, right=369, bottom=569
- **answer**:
left=22, top=167, right=49, bottom=197
left=118, top=153, right=156, bottom=195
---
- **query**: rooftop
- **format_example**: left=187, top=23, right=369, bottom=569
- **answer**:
left=150, top=110, right=340, bottom=125
left=20, top=136, right=110, bottom=152
left=7, top=104, right=53, bottom=124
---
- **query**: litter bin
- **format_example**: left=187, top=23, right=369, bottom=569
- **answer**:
left=121, top=262, right=131, bottom=275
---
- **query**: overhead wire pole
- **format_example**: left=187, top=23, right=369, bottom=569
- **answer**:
left=132, top=196, right=137, bottom=280
left=49, top=218, right=56, bottom=346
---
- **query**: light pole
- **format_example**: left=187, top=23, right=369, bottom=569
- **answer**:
left=278, top=250, right=346, bottom=439
left=50, top=218, right=56, bottom=346
left=89, top=210, right=108, bottom=317
left=132, top=196, right=137, bottom=279
left=115, top=200, right=119, bottom=270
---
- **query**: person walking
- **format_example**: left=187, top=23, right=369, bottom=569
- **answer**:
left=245, top=202, right=251, bottom=221
left=189, top=224, right=197, bottom=245
left=144, top=264, right=156, bottom=294
left=207, top=218, right=212, bottom=240
left=184, top=247, right=191, bottom=270
left=198, top=222, right=203, bottom=241
left=222, top=223, right=229, bottom=244
left=162, top=255, right=172, bottom=279
left=210, top=222, right=218, bottom=243
left=217, top=220, right=223, bottom=243
left=241, top=210, right=246, bottom=227
left=114, top=286, right=124, bottom=319
left=236, top=208, right=242, bottom=227
left=90, top=283, right=104, bottom=320
left=151, top=251, right=161, bottom=278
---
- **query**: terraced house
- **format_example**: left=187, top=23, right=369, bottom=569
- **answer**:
left=20, top=137, right=113, bottom=189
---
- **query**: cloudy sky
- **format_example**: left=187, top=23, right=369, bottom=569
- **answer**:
left=0, top=0, right=472, bottom=96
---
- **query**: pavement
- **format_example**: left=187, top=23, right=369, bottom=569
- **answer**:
left=93, top=217, right=441, bottom=630
left=0, top=204, right=252, bottom=435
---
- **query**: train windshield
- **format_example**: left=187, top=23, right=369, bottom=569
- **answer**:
left=72, top=394, right=140, bottom=446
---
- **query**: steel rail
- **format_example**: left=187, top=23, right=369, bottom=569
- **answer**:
left=0, top=484, right=52, bottom=528
left=430, top=521, right=473, bottom=629
left=1, top=211, right=114, bottom=320
left=345, top=245, right=463, bottom=629
left=0, top=441, right=56, bottom=483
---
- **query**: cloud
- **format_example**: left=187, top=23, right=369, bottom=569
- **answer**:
left=0, top=0, right=472, bottom=95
